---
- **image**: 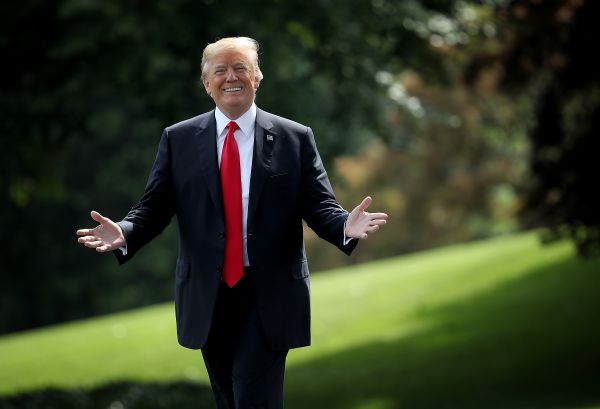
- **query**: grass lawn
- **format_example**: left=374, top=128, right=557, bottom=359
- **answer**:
left=1, top=231, right=599, bottom=408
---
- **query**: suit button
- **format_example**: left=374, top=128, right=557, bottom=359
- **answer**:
left=220, top=231, right=225, bottom=239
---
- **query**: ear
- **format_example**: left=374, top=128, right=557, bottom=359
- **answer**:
left=203, top=78, right=211, bottom=96
left=253, top=76, right=261, bottom=92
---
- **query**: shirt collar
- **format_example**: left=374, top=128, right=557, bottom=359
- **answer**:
left=215, top=104, right=256, bottom=137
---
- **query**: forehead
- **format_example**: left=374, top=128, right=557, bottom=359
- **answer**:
left=208, top=48, right=253, bottom=66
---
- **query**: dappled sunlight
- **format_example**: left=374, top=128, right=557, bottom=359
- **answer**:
left=290, top=232, right=572, bottom=366
left=0, top=303, right=209, bottom=395
left=284, top=240, right=600, bottom=409
left=2, top=232, right=599, bottom=408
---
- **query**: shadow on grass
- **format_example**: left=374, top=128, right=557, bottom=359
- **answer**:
left=284, top=254, right=600, bottom=409
left=0, top=381, right=214, bottom=409
left=2, top=252, right=599, bottom=409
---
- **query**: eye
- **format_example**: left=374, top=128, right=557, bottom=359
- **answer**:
left=214, top=68, right=226, bottom=75
left=234, top=65, right=248, bottom=72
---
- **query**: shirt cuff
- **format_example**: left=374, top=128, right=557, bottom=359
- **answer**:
left=119, top=245, right=128, bottom=256
left=343, top=222, right=355, bottom=245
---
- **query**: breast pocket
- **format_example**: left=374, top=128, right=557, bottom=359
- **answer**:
left=268, top=172, right=289, bottom=182
left=266, top=172, right=296, bottom=203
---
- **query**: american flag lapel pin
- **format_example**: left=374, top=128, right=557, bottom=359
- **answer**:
left=266, top=134, right=274, bottom=142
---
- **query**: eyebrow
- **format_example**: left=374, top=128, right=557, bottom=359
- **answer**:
left=214, top=60, right=248, bottom=67
left=212, top=60, right=250, bottom=73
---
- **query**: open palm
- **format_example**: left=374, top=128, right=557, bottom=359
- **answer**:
left=345, top=196, right=388, bottom=240
left=76, top=211, right=125, bottom=252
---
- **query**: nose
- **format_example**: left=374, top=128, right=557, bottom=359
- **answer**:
left=225, top=67, right=238, bottom=81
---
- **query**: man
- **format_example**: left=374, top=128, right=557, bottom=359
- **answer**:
left=77, top=37, right=387, bottom=408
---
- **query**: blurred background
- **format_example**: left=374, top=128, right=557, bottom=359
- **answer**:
left=1, top=0, right=599, bottom=408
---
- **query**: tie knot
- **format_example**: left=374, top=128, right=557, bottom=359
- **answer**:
left=227, top=121, right=239, bottom=133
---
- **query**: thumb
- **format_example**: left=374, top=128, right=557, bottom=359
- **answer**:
left=358, top=196, right=372, bottom=212
left=90, top=210, right=107, bottom=224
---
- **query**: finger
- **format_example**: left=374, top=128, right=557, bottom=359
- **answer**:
left=91, top=210, right=107, bottom=224
left=368, top=212, right=388, bottom=220
left=84, top=241, right=103, bottom=248
left=369, top=219, right=387, bottom=226
left=96, top=245, right=110, bottom=252
left=357, top=196, right=372, bottom=212
left=76, top=229, right=94, bottom=235
left=360, top=232, right=368, bottom=239
left=366, top=225, right=380, bottom=233
left=78, top=236, right=98, bottom=243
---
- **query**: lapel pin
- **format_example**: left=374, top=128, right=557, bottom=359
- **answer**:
left=266, top=134, right=274, bottom=142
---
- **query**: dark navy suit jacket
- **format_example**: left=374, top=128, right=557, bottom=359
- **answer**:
left=115, top=108, right=357, bottom=350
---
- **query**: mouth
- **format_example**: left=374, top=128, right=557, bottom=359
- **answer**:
left=224, top=87, right=242, bottom=93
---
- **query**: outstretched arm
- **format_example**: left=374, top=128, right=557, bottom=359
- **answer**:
left=345, top=196, right=388, bottom=240
left=76, top=210, right=126, bottom=253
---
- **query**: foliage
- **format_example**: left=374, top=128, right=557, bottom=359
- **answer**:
left=307, top=85, right=530, bottom=269
left=0, top=0, right=458, bottom=334
left=1, top=232, right=600, bottom=408
left=306, top=2, right=534, bottom=269
left=464, top=0, right=600, bottom=256
left=1, top=0, right=596, bottom=335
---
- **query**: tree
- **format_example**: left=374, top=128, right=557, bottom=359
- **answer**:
left=0, top=0, right=458, bottom=333
left=465, top=0, right=600, bottom=256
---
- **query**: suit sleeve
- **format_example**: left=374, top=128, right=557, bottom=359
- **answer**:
left=114, top=129, right=176, bottom=265
left=300, top=127, right=358, bottom=256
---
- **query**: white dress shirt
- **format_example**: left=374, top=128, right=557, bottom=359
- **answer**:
left=215, top=104, right=256, bottom=267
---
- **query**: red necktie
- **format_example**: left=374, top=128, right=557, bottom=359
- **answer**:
left=220, top=121, right=244, bottom=287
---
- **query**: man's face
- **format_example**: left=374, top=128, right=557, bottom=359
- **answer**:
left=203, top=49, right=260, bottom=119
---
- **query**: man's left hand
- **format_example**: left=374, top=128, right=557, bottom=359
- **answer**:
left=345, top=196, right=388, bottom=240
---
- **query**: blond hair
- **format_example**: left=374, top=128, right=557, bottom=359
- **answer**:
left=201, top=37, right=263, bottom=82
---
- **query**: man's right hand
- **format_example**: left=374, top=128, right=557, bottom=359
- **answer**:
left=76, top=211, right=126, bottom=253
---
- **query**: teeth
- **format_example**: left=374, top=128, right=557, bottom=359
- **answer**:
left=225, top=87, right=242, bottom=92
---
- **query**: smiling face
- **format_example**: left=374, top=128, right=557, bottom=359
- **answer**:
left=203, top=48, right=261, bottom=119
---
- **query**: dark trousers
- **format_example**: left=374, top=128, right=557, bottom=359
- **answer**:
left=201, top=268, right=288, bottom=409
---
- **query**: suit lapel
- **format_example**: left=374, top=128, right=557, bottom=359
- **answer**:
left=193, top=111, right=224, bottom=221
left=248, top=108, right=275, bottom=227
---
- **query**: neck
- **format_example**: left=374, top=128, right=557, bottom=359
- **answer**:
left=223, top=111, right=242, bottom=120
left=219, top=103, right=254, bottom=120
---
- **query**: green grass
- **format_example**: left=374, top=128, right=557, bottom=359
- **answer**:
left=1, top=231, right=600, bottom=408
